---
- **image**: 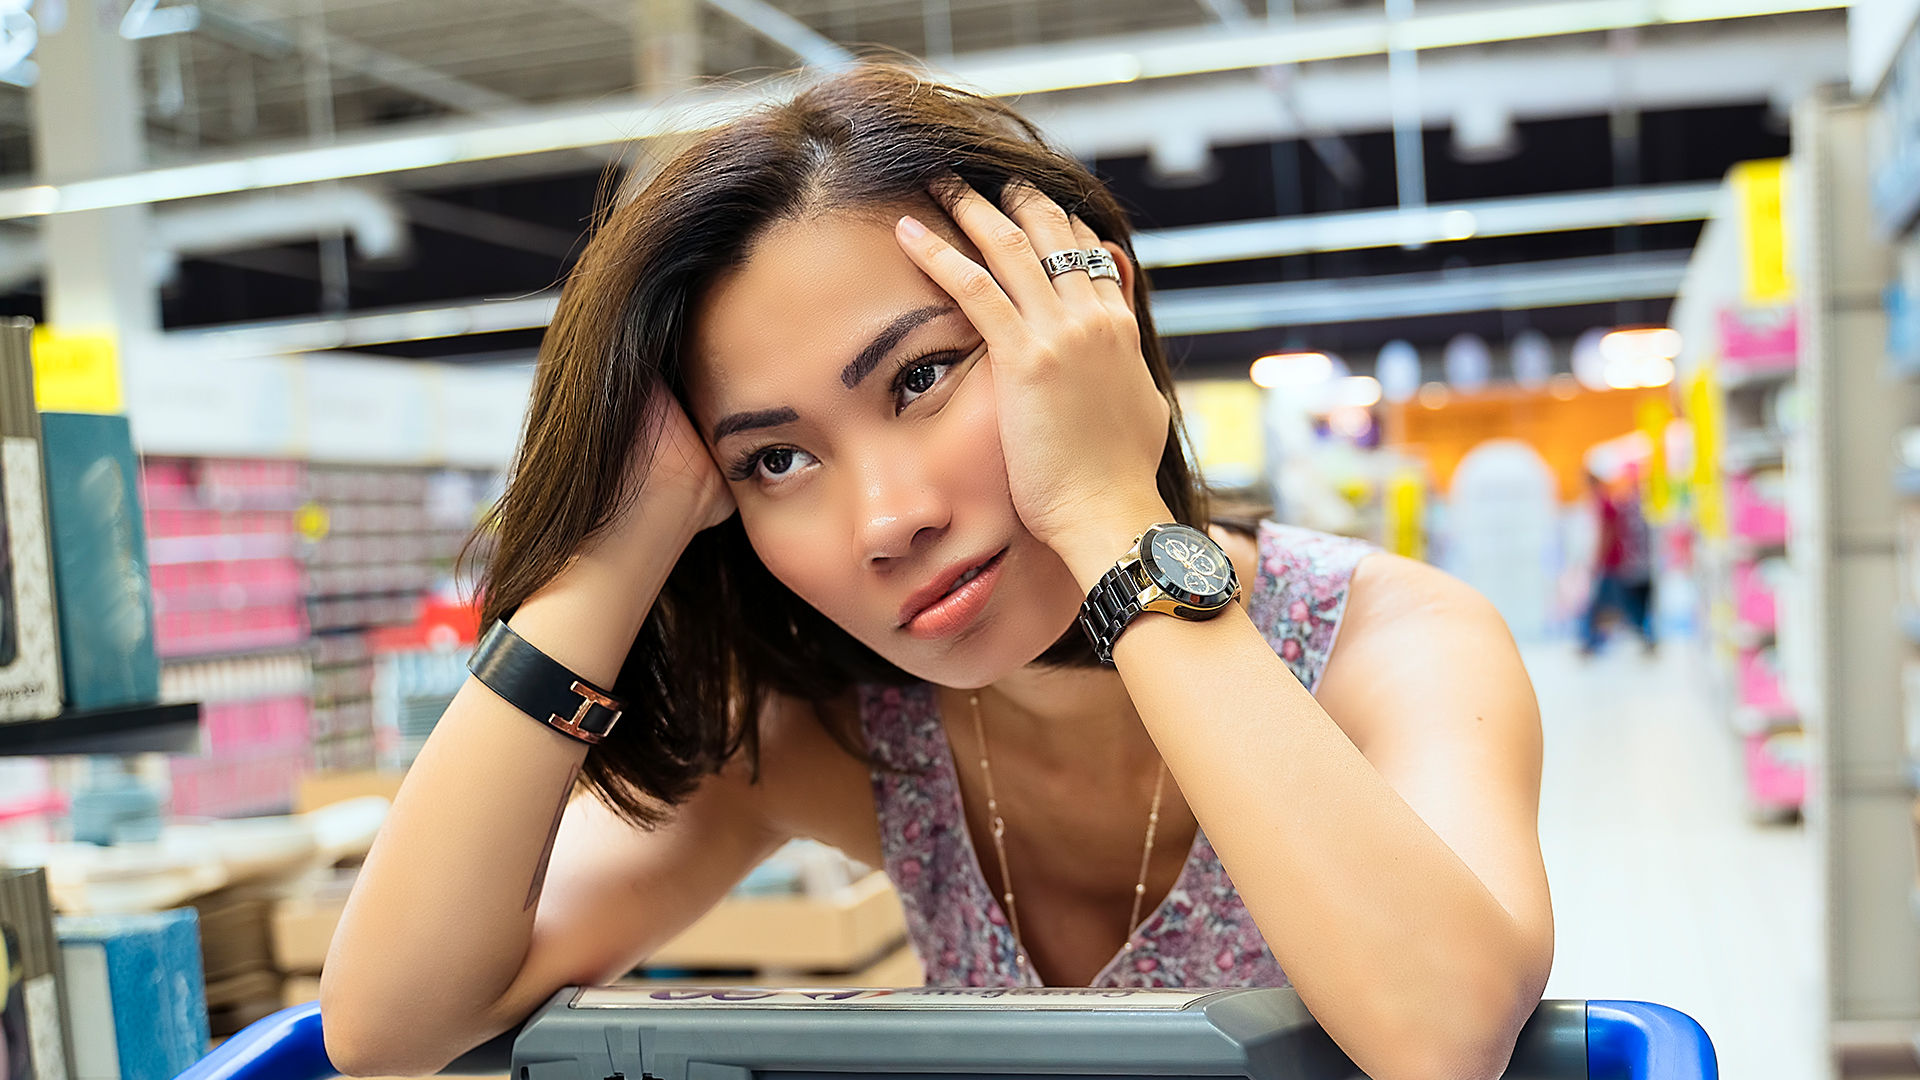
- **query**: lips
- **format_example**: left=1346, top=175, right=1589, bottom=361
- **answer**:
left=898, top=549, right=1008, bottom=640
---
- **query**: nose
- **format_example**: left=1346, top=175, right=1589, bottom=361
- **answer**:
left=854, top=453, right=950, bottom=566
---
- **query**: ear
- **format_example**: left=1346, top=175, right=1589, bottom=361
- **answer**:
left=1101, top=240, right=1139, bottom=312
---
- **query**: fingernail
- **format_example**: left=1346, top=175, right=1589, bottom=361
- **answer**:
left=898, top=215, right=928, bottom=238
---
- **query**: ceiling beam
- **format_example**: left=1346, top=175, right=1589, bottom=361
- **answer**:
left=160, top=242, right=1697, bottom=361
left=1150, top=251, right=1691, bottom=334
left=701, top=0, right=854, bottom=67
left=933, top=0, right=1840, bottom=95
left=396, top=194, right=585, bottom=259
left=1028, top=19, right=1842, bottom=159
left=556, top=0, right=852, bottom=67
left=0, top=0, right=1836, bottom=219
left=1133, top=182, right=1723, bottom=267
left=198, top=0, right=530, bottom=117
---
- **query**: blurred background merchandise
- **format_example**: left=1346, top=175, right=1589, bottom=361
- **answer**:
left=2, top=0, right=1920, bottom=1074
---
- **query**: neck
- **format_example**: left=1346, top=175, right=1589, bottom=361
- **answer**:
left=974, top=661, right=1154, bottom=771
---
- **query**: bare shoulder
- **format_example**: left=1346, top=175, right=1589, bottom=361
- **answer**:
left=1343, top=551, right=1507, bottom=629
left=747, top=689, right=884, bottom=865
left=1318, top=553, right=1537, bottom=754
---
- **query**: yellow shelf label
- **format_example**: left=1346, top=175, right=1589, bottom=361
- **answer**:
left=29, top=328, right=124, bottom=414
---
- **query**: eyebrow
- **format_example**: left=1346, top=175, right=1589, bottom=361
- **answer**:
left=711, top=406, right=799, bottom=442
left=840, top=304, right=956, bottom=388
left=710, top=304, right=959, bottom=443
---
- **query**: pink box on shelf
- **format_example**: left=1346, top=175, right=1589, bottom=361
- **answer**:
left=1728, top=473, right=1788, bottom=546
left=1732, top=559, right=1777, bottom=630
left=1744, top=729, right=1806, bottom=812
left=1719, top=307, right=1798, bottom=372
left=200, top=695, right=311, bottom=756
left=170, top=747, right=308, bottom=818
left=1738, top=647, right=1793, bottom=715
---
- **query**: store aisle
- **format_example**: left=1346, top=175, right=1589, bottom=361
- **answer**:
left=1532, top=641, right=1823, bottom=1080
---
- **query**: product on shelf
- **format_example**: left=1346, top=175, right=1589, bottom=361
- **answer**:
left=146, top=458, right=311, bottom=816
left=143, top=458, right=306, bottom=660
left=0, top=322, right=63, bottom=722
left=1736, top=646, right=1795, bottom=721
left=302, top=465, right=494, bottom=775
left=370, top=646, right=467, bottom=769
left=41, top=411, right=160, bottom=712
left=1731, top=558, right=1782, bottom=632
left=1717, top=307, right=1798, bottom=374
left=57, top=908, right=209, bottom=1080
left=191, top=885, right=286, bottom=1035
left=146, top=457, right=495, bottom=809
left=1744, top=728, right=1807, bottom=817
left=1671, top=158, right=1805, bottom=818
left=0, top=867, right=76, bottom=1080
left=1727, top=469, right=1789, bottom=547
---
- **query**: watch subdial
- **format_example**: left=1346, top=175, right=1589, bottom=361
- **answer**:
left=1182, top=570, right=1219, bottom=594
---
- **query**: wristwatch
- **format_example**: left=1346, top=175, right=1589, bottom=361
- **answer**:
left=1077, top=522, right=1242, bottom=665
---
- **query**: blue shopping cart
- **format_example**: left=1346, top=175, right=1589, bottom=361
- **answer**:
left=173, top=986, right=1715, bottom=1080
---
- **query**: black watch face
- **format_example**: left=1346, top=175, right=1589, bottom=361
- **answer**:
left=1145, top=525, right=1234, bottom=606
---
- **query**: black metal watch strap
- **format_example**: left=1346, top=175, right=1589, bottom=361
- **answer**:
left=1078, top=561, right=1147, bottom=666
left=468, top=620, right=624, bottom=745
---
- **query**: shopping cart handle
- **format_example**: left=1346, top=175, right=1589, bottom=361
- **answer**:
left=1586, top=1000, right=1719, bottom=1080
left=172, top=999, right=516, bottom=1080
left=172, top=994, right=1717, bottom=1080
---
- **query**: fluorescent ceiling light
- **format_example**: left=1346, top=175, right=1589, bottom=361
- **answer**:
left=165, top=293, right=560, bottom=360
left=1249, top=351, right=1335, bottom=388
left=160, top=235, right=1692, bottom=358
left=1133, top=182, right=1721, bottom=266
left=0, top=0, right=1834, bottom=221
left=936, top=0, right=1837, bottom=95
left=1152, top=251, right=1691, bottom=334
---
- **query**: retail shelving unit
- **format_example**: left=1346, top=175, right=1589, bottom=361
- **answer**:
left=142, top=456, right=497, bottom=816
left=1802, top=87, right=1920, bottom=1055
left=1670, top=161, right=1806, bottom=821
left=144, top=457, right=314, bottom=817
left=303, top=465, right=493, bottom=772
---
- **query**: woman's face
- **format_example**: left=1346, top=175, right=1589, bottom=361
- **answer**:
left=685, top=209, right=1088, bottom=688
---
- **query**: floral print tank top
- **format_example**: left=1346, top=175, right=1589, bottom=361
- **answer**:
left=858, top=522, right=1377, bottom=988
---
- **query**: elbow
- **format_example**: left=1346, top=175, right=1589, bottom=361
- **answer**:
left=1343, top=969, right=1543, bottom=1080
left=320, top=974, right=470, bottom=1078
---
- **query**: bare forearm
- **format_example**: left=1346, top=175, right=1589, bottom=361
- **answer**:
left=1110, top=611, right=1536, bottom=1079
left=322, top=494, right=705, bottom=1073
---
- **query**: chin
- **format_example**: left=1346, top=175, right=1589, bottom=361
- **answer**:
left=868, top=596, right=1081, bottom=689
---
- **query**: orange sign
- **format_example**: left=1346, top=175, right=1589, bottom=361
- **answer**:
left=1382, top=383, right=1674, bottom=500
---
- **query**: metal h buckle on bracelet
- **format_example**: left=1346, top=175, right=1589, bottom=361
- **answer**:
left=548, top=681, right=622, bottom=744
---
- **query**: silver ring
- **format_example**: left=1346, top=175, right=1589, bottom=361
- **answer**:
left=1040, top=249, right=1090, bottom=279
left=1084, top=248, right=1121, bottom=282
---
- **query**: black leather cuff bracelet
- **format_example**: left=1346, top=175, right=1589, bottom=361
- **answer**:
left=468, top=620, right=624, bottom=745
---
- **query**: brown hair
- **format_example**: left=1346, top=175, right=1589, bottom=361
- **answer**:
left=475, top=62, right=1210, bottom=826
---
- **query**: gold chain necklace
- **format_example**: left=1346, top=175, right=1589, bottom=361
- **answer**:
left=967, top=690, right=1168, bottom=978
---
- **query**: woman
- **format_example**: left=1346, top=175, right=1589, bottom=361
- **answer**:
left=323, top=64, right=1552, bottom=1080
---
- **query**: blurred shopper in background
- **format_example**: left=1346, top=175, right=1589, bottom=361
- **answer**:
left=1580, top=468, right=1655, bottom=657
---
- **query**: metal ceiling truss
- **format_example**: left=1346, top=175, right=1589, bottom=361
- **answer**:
left=0, top=0, right=1840, bottom=220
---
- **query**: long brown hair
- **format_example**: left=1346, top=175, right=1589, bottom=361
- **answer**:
left=476, top=62, right=1211, bottom=826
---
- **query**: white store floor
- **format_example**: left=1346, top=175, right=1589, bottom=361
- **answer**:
left=1531, top=639, right=1825, bottom=1079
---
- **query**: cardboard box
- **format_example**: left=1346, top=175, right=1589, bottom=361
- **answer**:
left=295, top=770, right=405, bottom=813
left=647, top=871, right=906, bottom=971
left=270, top=894, right=346, bottom=975
left=271, top=869, right=907, bottom=982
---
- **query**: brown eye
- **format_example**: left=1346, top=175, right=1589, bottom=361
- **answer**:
left=760, top=448, right=797, bottom=475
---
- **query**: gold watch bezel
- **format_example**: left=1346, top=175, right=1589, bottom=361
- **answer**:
left=1120, top=523, right=1241, bottom=620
